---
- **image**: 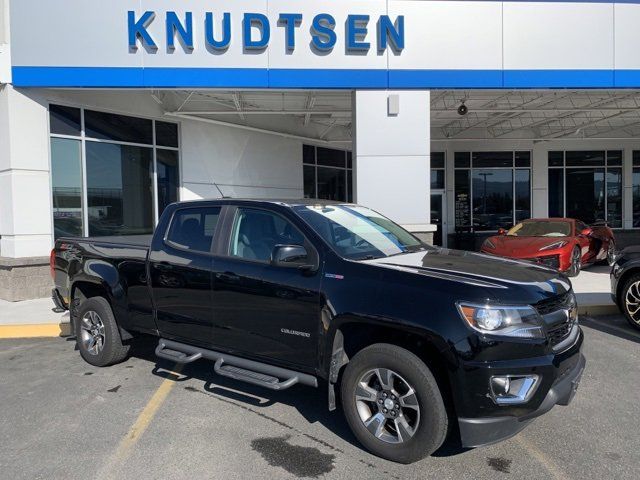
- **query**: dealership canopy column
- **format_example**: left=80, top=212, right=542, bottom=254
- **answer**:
left=353, top=90, right=433, bottom=239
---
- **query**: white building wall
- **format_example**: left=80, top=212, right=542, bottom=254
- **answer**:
left=354, top=90, right=432, bottom=232
left=0, top=88, right=303, bottom=258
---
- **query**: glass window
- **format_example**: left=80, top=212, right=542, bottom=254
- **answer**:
left=317, top=147, right=345, bottom=167
left=548, top=169, right=564, bottom=217
left=166, top=207, right=221, bottom=253
left=565, top=151, right=605, bottom=167
left=515, top=169, right=531, bottom=223
left=303, top=145, right=351, bottom=201
left=607, top=150, right=622, bottom=166
left=51, top=138, right=83, bottom=239
left=157, top=149, right=179, bottom=217
left=86, top=142, right=154, bottom=236
left=549, top=151, right=564, bottom=167
left=634, top=167, right=640, bottom=227
left=607, top=168, right=623, bottom=228
left=430, top=169, right=445, bottom=190
left=295, top=204, right=426, bottom=260
left=50, top=105, right=81, bottom=136
left=472, top=169, right=513, bottom=230
left=431, top=152, right=445, bottom=169
left=507, top=220, right=571, bottom=237
left=565, top=168, right=605, bottom=224
left=454, top=170, right=471, bottom=228
left=454, top=152, right=471, bottom=169
left=303, top=144, right=316, bottom=164
left=634, top=151, right=640, bottom=167
left=155, top=121, right=179, bottom=148
left=317, top=167, right=346, bottom=201
left=472, top=151, right=514, bottom=168
left=230, top=208, right=305, bottom=262
left=303, top=165, right=316, bottom=198
left=84, top=110, right=153, bottom=145
left=515, top=152, right=531, bottom=167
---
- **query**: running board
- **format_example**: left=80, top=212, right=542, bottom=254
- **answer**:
left=155, top=338, right=318, bottom=390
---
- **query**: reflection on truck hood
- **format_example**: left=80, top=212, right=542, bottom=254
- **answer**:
left=364, top=248, right=571, bottom=295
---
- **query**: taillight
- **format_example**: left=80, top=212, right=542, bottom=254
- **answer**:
left=50, top=249, right=56, bottom=279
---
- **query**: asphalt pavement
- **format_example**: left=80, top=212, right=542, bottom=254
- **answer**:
left=1, top=313, right=639, bottom=480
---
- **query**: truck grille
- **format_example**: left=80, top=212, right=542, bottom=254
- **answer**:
left=534, top=292, right=571, bottom=316
left=534, top=292, right=576, bottom=347
left=548, top=322, right=572, bottom=345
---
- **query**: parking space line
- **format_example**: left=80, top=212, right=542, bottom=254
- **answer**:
left=97, top=365, right=183, bottom=480
left=516, top=436, right=567, bottom=480
left=581, top=317, right=640, bottom=340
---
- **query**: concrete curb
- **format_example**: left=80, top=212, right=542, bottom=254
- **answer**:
left=0, top=322, right=72, bottom=338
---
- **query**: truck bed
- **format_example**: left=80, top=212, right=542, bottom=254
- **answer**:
left=59, top=234, right=153, bottom=248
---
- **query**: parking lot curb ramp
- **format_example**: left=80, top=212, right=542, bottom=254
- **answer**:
left=0, top=323, right=71, bottom=339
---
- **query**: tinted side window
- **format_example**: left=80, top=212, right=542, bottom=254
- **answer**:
left=230, top=208, right=305, bottom=262
left=166, top=207, right=221, bottom=253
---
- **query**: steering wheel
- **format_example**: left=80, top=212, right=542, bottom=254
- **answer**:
left=355, top=238, right=371, bottom=249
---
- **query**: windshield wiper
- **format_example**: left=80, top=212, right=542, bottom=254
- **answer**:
left=355, top=254, right=379, bottom=260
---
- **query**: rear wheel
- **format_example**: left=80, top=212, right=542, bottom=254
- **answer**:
left=76, top=297, right=130, bottom=366
left=621, top=274, right=640, bottom=331
left=567, top=247, right=582, bottom=277
left=340, top=344, right=447, bottom=464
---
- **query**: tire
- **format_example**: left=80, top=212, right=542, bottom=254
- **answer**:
left=606, top=241, right=617, bottom=266
left=567, top=247, right=582, bottom=277
left=621, top=274, right=640, bottom=332
left=75, top=297, right=130, bottom=366
left=340, top=343, right=448, bottom=464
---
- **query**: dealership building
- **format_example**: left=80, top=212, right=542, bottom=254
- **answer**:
left=1, top=0, right=640, bottom=301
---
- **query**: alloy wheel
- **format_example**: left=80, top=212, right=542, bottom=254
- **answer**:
left=607, top=242, right=616, bottom=266
left=570, top=248, right=581, bottom=276
left=80, top=310, right=106, bottom=355
left=625, top=280, right=640, bottom=325
left=354, top=368, right=420, bottom=444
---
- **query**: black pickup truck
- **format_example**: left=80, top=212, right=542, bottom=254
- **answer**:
left=52, top=199, right=585, bottom=463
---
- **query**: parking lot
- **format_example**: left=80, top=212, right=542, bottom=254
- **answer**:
left=1, top=314, right=639, bottom=480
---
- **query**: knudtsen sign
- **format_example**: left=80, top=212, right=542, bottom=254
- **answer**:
left=128, top=11, right=405, bottom=54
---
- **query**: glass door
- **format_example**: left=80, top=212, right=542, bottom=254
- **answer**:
left=431, top=193, right=447, bottom=247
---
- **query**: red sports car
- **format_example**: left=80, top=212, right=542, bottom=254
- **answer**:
left=480, top=218, right=616, bottom=276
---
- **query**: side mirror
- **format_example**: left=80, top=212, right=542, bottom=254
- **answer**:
left=580, top=228, right=593, bottom=237
left=271, top=245, right=313, bottom=270
left=497, top=228, right=507, bottom=235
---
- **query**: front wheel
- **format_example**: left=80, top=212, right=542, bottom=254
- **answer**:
left=567, top=247, right=582, bottom=277
left=621, top=274, right=640, bottom=331
left=340, top=344, right=448, bottom=464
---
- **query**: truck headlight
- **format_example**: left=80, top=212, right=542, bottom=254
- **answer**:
left=456, top=302, right=544, bottom=339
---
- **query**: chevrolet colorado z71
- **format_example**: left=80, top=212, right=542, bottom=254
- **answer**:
left=51, top=199, right=585, bottom=463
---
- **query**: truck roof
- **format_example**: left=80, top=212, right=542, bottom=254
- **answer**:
left=173, top=198, right=352, bottom=208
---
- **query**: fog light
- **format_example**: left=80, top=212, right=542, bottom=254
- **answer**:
left=489, top=375, right=539, bottom=405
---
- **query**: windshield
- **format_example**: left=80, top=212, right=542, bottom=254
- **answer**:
left=506, top=220, right=571, bottom=237
left=294, top=204, right=428, bottom=260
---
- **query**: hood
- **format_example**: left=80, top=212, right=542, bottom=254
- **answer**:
left=486, top=235, right=569, bottom=255
left=364, top=248, right=572, bottom=303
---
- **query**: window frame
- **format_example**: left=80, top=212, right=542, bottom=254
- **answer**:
left=222, top=205, right=318, bottom=267
left=547, top=150, right=624, bottom=229
left=303, top=145, right=353, bottom=202
left=430, top=152, right=446, bottom=192
left=453, top=151, right=532, bottom=232
left=163, top=205, right=223, bottom=256
left=48, top=102, right=181, bottom=238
